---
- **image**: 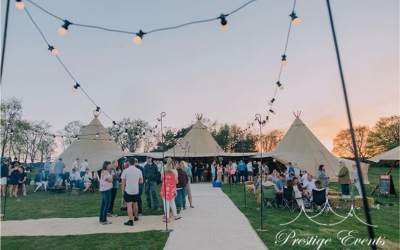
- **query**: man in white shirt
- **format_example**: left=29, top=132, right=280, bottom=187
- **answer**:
left=80, top=159, right=89, bottom=177
left=246, top=161, right=253, bottom=181
left=301, top=171, right=308, bottom=184
left=302, top=174, right=316, bottom=196
left=121, top=158, right=143, bottom=226
left=72, top=158, right=80, bottom=173
left=231, top=161, right=238, bottom=183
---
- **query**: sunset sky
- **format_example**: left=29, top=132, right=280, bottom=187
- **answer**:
left=1, top=0, right=399, bottom=152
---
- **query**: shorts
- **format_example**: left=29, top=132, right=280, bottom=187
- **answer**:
left=211, top=172, right=216, bottom=178
left=248, top=171, right=253, bottom=176
left=9, top=178, right=19, bottom=186
left=1, top=177, right=7, bottom=185
left=18, top=182, right=26, bottom=187
left=186, top=182, right=192, bottom=197
left=124, top=191, right=139, bottom=203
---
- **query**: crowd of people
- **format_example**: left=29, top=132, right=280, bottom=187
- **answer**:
left=253, top=160, right=363, bottom=209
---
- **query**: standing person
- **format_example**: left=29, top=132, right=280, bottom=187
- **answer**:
left=182, top=161, right=194, bottom=208
left=144, top=156, right=159, bottom=210
left=287, top=162, right=295, bottom=175
left=99, top=161, right=113, bottom=225
left=19, top=166, right=27, bottom=196
left=72, top=158, right=80, bottom=173
left=175, top=162, right=189, bottom=210
left=337, top=160, right=351, bottom=195
left=318, top=165, right=330, bottom=194
left=293, top=163, right=300, bottom=177
left=216, top=163, right=223, bottom=182
left=121, top=158, right=143, bottom=226
left=231, top=160, right=238, bottom=183
left=198, top=162, right=205, bottom=182
left=352, top=164, right=363, bottom=197
left=1, top=158, right=10, bottom=197
left=9, top=163, right=22, bottom=197
left=187, top=161, right=193, bottom=183
left=134, top=159, right=145, bottom=215
left=252, top=161, right=259, bottom=180
left=246, top=161, right=253, bottom=181
left=107, top=160, right=119, bottom=217
left=160, top=162, right=181, bottom=222
left=44, top=157, right=51, bottom=179
left=156, top=160, right=163, bottom=185
left=34, top=169, right=48, bottom=192
left=80, top=159, right=89, bottom=178
left=210, top=161, right=216, bottom=182
left=54, top=158, right=65, bottom=180
left=238, top=160, right=246, bottom=183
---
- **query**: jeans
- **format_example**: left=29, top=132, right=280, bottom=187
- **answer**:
left=108, top=188, right=118, bottom=213
left=70, top=180, right=84, bottom=190
left=80, top=171, right=85, bottom=178
left=145, top=180, right=158, bottom=209
left=175, top=187, right=187, bottom=209
left=100, top=189, right=111, bottom=222
left=341, top=184, right=350, bottom=195
left=138, top=184, right=144, bottom=214
left=45, top=170, right=50, bottom=179
left=235, top=171, right=239, bottom=183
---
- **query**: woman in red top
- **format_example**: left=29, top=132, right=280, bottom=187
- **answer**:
left=160, top=162, right=181, bottom=222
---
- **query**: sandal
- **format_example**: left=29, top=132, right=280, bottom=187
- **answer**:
left=102, top=221, right=112, bottom=225
left=174, top=216, right=182, bottom=220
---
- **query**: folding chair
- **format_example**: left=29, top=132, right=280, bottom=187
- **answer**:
left=282, top=187, right=298, bottom=212
left=311, top=189, right=327, bottom=213
left=262, top=186, right=277, bottom=209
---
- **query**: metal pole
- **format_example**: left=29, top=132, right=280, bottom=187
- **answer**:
left=241, top=132, right=246, bottom=208
left=255, top=114, right=266, bottom=232
left=0, top=0, right=11, bottom=85
left=326, top=1, right=375, bottom=248
left=160, top=112, right=172, bottom=233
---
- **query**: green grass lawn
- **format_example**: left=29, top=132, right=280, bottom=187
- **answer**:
left=222, top=166, right=400, bottom=250
left=1, top=184, right=164, bottom=220
left=1, top=231, right=169, bottom=250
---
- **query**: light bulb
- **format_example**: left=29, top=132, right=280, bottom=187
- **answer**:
left=221, top=24, right=229, bottom=31
left=58, top=27, right=68, bottom=36
left=51, top=48, right=59, bottom=56
left=109, top=139, right=112, bottom=143
left=15, top=1, right=24, bottom=9
left=93, top=139, right=96, bottom=142
left=71, top=87, right=76, bottom=92
left=96, top=133, right=99, bottom=138
left=269, top=101, right=273, bottom=105
left=281, top=60, right=286, bottom=66
left=133, top=35, right=142, bottom=45
left=279, top=85, right=284, bottom=90
left=293, top=17, right=300, bottom=26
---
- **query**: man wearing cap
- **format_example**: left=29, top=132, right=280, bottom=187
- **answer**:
left=143, top=156, right=159, bottom=210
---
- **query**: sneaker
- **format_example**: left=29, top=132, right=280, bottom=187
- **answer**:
left=138, top=213, right=143, bottom=216
left=107, top=213, right=113, bottom=218
left=124, top=220, right=134, bottom=226
left=23, top=193, right=26, bottom=196
left=134, top=217, right=139, bottom=221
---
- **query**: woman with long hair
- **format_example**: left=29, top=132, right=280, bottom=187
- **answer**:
left=318, top=165, right=329, bottom=194
left=99, top=161, right=113, bottom=225
left=176, top=161, right=189, bottom=210
left=160, top=162, right=181, bottom=222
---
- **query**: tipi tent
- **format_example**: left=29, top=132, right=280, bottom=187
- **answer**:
left=54, top=117, right=126, bottom=171
left=368, top=146, right=400, bottom=163
left=165, top=114, right=223, bottom=157
left=266, top=115, right=341, bottom=181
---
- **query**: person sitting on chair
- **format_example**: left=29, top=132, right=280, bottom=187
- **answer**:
left=263, top=175, right=282, bottom=194
left=47, top=170, right=57, bottom=188
left=292, top=177, right=304, bottom=208
left=34, top=169, right=48, bottom=192
left=70, top=168, right=83, bottom=190
left=82, top=168, right=93, bottom=193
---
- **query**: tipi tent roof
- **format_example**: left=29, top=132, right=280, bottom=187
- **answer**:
left=368, top=146, right=400, bottom=163
left=54, top=117, right=127, bottom=171
left=165, top=116, right=223, bottom=157
left=267, top=116, right=340, bottom=181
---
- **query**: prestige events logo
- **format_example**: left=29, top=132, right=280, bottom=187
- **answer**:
left=275, top=230, right=386, bottom=250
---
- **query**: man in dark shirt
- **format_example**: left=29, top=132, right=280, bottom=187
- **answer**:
left=1, top=158, right=10, bottom=197
left=143, top=156, right=159, bottom=210
left=134, top=158, right=145, bottom=215
left=19, top=167, right=27, bottom=196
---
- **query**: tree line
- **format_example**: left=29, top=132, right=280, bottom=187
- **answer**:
left=332, top=115, right=399, bottom=161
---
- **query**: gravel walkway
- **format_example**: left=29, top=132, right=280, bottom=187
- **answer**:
left=163, top=183, right=268, bottom=250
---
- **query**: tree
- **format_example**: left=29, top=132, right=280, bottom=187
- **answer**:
left=262, top=129, right=285, bottom=152
left=24, top=121, right=53, bottom=163
left=1, top=97, right=23, bottom=157
left=366, top=115, right=400, bottom=156
left=58, top=120, right=85, bottom=148
left=332, top=125, right=371, bottom=161
left=108, top=118, right=151, bottom=152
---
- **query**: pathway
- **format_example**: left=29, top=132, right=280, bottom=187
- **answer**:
left=1, top=215, right=171, bottom=236
left=163, top=183, right=268, bottom=250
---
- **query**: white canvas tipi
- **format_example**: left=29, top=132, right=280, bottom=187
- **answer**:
left=270, top=114, right=341, bottom=181
left=165, top=114, right=223, bottom=157
left=54, top=117, right=126, bottom=171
